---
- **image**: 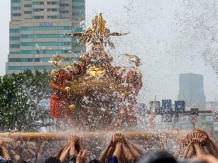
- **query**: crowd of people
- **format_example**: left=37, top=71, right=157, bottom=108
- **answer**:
left=0, top=128, right=218, bottom=163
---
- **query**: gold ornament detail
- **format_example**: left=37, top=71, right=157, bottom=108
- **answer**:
left=120, top=92, right=126, bottom=98
left=119, top=108, right=126, bottom=115
left=71, top=13, right=129, bottom=48
left=121, top=67, right=126, bottom=72
left=124, top=53, right=142, bottom=67
left=108, top=56, right=113, bottom=62
left=64, top=86, right=71, bottom=93
left=88, top=66, right=106, bottom=78
left=48, top=55, right=69, bottom=67
left=73, top=61, right=79, bottom=66
left=69, top=104, right=76, bottom=111
left=79, top=55, right=85, bottom=61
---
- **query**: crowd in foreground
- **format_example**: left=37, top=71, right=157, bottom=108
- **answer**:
left=0, top=128, right=218, bottom=163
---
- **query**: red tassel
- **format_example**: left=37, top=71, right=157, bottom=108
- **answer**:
left=50, top=94, right=63, bottom=118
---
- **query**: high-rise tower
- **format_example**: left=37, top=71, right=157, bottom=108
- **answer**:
left=178, top=73, right=206, bottom=110
left=8, top=0, right=85, bottom=74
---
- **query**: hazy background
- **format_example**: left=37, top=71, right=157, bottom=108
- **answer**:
left=1, top=0, right=218, bottom=103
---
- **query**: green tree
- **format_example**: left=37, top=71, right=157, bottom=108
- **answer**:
left=0, top=70, right=53, bottom=132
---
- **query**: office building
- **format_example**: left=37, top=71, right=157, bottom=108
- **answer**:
left=178, top=73, right=206, bottom=110
left=8, top=0, right=85, bottom=74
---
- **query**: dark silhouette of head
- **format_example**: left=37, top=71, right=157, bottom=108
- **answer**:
left=138, top=150, right=177, bottom=163
left=89, top=159, right=101, bottom=163
left=45, top=157, right=61, bottom=163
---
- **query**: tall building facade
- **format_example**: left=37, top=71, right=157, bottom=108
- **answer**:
left=178, top=73, right=206, bottom=110
left=8, top=0, right=85, bottom=74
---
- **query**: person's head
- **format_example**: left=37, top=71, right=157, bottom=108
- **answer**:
left=89, top=159, right=101, bottom=163
left=0, top=156, right=5, bottom=163
left=45, top=157, right=61, bottom=163
left=138, top=150, right=177, bottom=163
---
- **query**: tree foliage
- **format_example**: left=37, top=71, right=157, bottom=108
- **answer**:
left=0, top=69, right=53, bottom=132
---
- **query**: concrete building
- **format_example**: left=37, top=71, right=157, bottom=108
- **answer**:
left=178, top=73, right=206, bottom=110
left=8, top=0, right=85, bottom=74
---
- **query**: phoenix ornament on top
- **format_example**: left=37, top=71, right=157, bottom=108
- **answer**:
left=70, top=13, right=129, bottom=48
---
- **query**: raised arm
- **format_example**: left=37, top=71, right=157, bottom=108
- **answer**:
left=122, top=143, right=133, bottom=163
left=186, top=145, right=194, bottom=158
left=76, top=150, right=88, bottom=163
left=208, top=136, right=218, bottom=152
left=59, top=146, right=70, bottom=163
left=70, top=135, right=79, bottom=156
left=99, top=137, right=113, bottom=163
left=111, top=134, right=122, bottom=160
left=122, top=135, right=140, bottom=161
left=192, top=133, right=204, bottom=156
left=54, top=140, right=69, bottom=158
left=132, top=143, right=145, bottom=154
left=77, top=136, right=91, bottom=160
left=0, top=139, right=11, bottom=160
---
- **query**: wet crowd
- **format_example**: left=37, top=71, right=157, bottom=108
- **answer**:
left=0, top=128, right=218, bottom=163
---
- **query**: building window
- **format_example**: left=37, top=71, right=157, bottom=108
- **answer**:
left=72, top=6, right=84, bottom=9
left=9, top=58, right=21, bottom=62
left=32, top=2, right=44, bottom=5
left=12, top=13, right=21, bottom=16
left=47, top=16, right=59, bottom=19
left=21, top=26, right=71, bottom=30
left=8, top=66, right=54, bottom=70
left=35, top=58, right=40, bottom=62
left=64, top=50, right=68, bottom=53
left=11, top=6, right=21, bottom=10
left=10, top=29, right=20, bottom=33
left=33, top=16, right=44, bottom=19
left=72, top=27, right=83, bottom=32
left=72, top=12, right=83, bottom=16
left=60, top=11, right=69, bottom=14
left=64, top=42, right=70, bottom=45
left=60, top=4, right=69, bottom=7
left=33, top=8, right=44, bottom=12
left=24, top=11, right=32, bottom=14
left=47, top=2, right=59, bottom=5
left=28, top=58, right=33, bottom=62
left=20, top=50, right=73, bottom=54
left=10, top=36, right=20, bottom=40
left=10, top=44, right=20, bottom=48
left=47, top=8, right=58, bottom=12
left=24, top=4, right=32, bottom=7
left=20, top=42, right=71, bottom=46
left=11, top=0, right=21, bottom=3
left=20, top=34, right=70, bottom=38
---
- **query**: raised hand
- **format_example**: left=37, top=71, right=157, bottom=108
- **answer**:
left=191, top=132, right=204, bottom=155
left=76, top=136, right=86, bottom=150
left=70, top=135, right=80, bottom=145
left=76, top=150, right=88, bottom=163
left=113, top=133, right=123, bottom=144
left=192, top=133, right=201, bottom=144
left=186, top=133, right=193, bottom=143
